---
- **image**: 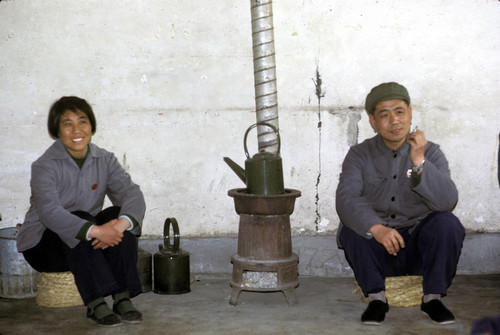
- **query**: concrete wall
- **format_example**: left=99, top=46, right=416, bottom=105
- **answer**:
left=1, top=0, right=500, bottom=240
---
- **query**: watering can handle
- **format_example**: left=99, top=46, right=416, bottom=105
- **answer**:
left=243, top=122, right=281, bottom=159
left=164, top=217, right=180, bottom=252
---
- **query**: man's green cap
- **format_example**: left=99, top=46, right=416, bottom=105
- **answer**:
left=364, top=82, right=411, bottom=115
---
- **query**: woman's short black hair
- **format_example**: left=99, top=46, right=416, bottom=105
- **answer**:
left=47, top=96, right=97, bottom=139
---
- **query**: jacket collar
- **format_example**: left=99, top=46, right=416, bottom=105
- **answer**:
left=374, top=134, right=410, bottom=157
left=46, top=140, right=103, bottom=160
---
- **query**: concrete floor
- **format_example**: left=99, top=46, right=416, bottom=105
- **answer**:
left=0, top=274, right=499, bottom=335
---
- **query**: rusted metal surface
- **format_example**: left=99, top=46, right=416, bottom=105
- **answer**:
left=228, top=188, right=301, bottom=305
left=237, top=214, right=292, bottom=260
left=228, top=188, right=300, bottom=215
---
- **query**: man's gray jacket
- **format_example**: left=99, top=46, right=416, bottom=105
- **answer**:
left=336, top=134, right=458, bottom=244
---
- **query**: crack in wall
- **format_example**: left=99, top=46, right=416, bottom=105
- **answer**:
left=312, top=67, right=325, bottom=232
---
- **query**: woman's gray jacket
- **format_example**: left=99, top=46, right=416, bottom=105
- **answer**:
left=17, top=140, right=145, bottom=251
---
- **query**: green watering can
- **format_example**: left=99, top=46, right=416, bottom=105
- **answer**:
left=223, top=122, right=284, bottom=195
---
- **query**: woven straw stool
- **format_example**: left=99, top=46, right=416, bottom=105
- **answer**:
left=354, top=275, right=423, bottom=307
left=36, top=272, right=84, bottom=308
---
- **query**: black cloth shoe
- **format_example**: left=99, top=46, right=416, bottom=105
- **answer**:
left=421, top=299, right=455, bottom=324
left=86, top=303, right=122, bottom=327
left=113, top=299, right=143, bottom=324
left=361, top=300, right=389, bottom=325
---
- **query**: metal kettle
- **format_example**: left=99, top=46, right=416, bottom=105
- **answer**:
left=153, top=218, right=191, bottom=295
left=223, top=122, right=285, bottom=195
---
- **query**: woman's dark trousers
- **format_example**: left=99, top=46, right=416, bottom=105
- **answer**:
left=23, top=206, right=141, bottom=305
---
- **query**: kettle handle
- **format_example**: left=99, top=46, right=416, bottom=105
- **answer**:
left=164, top=217, right=180, bottom=252
left=244, top=122, right=281, bottom=159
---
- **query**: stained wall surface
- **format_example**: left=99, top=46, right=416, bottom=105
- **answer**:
left=1, top=0, right=500, bottom=237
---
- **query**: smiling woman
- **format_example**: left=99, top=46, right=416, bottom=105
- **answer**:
left=58, top=111, right=92, bottom=158
left=48, top=98, right=96, bottom=158
left=16, top=96, right=146, bottom=327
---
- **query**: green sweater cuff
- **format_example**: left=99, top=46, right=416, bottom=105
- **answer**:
left=76, top=221, right=94, bottom=241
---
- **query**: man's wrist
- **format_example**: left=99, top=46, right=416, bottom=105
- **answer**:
left=368, top=223, right=385, bottom=236
left=412, top=159, right=425, bottom=171
left=412, top=159, right=425, bottom=175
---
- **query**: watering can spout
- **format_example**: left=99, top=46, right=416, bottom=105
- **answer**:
left=223, top=157, right=246, bottom=184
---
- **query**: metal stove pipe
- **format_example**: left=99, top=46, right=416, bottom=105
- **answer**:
left=250, top=0, right=280, bottom=154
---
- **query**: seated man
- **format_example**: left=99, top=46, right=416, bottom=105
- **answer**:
left=336, top=82, right=465, bottom=325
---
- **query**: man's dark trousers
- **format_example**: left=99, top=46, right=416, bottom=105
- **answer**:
left=339, top=212, right=465, bottom=297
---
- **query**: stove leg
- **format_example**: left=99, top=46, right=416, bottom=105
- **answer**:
left=229, top=287, right=241, bottom=306
left=282, top=288, right=297, bottom=306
